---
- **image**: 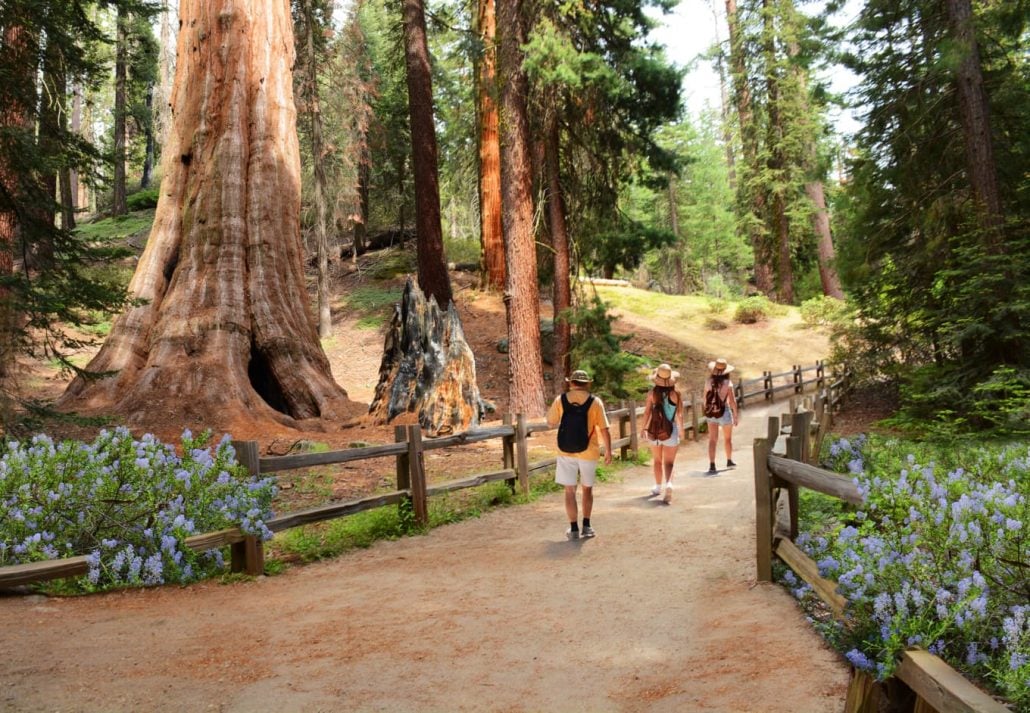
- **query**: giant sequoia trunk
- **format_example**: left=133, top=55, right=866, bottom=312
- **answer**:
left=61, top=0, right=361, bottom=429
left=497, top=0, right=546, bottom=418
left=369, top=279, right=482, bottom=435
left=476, top=0, right=505, bottom=291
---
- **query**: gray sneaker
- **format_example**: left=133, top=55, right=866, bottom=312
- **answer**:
left=566, top=528, right=580, bottom=540
left=581, top=525, right=596, bottom=538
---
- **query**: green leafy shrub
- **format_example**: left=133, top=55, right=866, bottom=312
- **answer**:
left=0, top=429, right=277, bottom=591
left=565, top=296, right=640, bottom=402
left=789, top=435, right=1029, bottom=707
left=126, top=188, right=160, bottom=211
left=705, top=297, right=728, bottom=314
left=733, top=295, right=773, bottom=323
left=800, top=296, right=852, bottom=329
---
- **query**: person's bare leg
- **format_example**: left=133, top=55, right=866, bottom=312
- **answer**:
left=582, top=485, right=593, bottom=519
left=708, top=424, right=719, bottom=464
left=564, top=485, right=578, bottom=523
left=723, top=425, right=734, bottom=463
left=651, top=444, right=663, bottom=492
left=662, top=445, right=676, bottom=501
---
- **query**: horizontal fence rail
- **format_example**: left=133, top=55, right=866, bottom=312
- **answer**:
left=754, top=415, right=1008, bottom=713
left=0, top=402, right=652, bottom=588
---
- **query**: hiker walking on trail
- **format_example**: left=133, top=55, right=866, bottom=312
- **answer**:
left=640, top=364, right=685, bottom=503
left=546, top=369, right=613, bottom=540
left=703, top=358, right=739, bottom=475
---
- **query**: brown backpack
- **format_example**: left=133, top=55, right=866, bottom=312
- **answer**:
left=645, top=388, right=675, bottom=441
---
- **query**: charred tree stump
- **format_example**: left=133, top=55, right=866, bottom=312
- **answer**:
left=369, top=279, right=482, bottom=435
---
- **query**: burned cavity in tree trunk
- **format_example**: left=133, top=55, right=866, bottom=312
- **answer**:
left=369, top=279, right=485, bottom=436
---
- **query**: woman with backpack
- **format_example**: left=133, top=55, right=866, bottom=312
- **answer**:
left=703, top=358, right=739, bottom=475
left=640, top=364, right=685, bottom=503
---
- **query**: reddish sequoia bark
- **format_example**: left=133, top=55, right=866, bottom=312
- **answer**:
left=476, top=0, right=505, bottom=291
left=61, top=0, right=361, bottom=429
left=402, top=0, right=453, bottom=308
left=368, top=279, right=482, bottom=435
left=497, top=0, right=546, bottom=418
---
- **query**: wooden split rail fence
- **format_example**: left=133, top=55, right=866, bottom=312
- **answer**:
left=0, top=404, right=658, bottom=589
left=753, top=414, right=1009, bottom=713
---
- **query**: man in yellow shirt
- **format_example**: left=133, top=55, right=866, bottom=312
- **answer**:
left=546, top=369, right=613, bottom=539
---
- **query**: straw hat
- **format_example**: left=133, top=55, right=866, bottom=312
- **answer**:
left=649, top=363, right=680, bottom=387
left=707, top=358, right=735, bottom=374
left=566, top=369, right=593, bottom=384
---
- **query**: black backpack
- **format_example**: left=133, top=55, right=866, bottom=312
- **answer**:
left=645, top=388, right=675, bottom=441
left=703, top=381, right=726, bottom=418
left=557, top=393, right=594, bottom=453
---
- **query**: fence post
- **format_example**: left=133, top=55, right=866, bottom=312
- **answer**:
left=736, top=375, right=745, bottom=408
left=816, top=360, right=825, bottom=389
left=764, top=370, right=773, bottom=400
left=502, top=414, right=516, bottom=493
left=689, top=393, right=699, bottom=440
left=793, top=364, right=803, bottom=393
left=405, top=425, right=429, bottom=527
left=753, top=436, right=773, bottom=582
left=619, top=400, right=630, bottom=461
left=230, top=440, right=264, bottom=576
left=515, top=413, right=530, bottom=496
left=395, top=425, right=411, bottom=515
left=628, top=400, right=640, bottom=453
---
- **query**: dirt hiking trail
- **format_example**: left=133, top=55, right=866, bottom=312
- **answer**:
left=0, top=401, right=849, bottom=712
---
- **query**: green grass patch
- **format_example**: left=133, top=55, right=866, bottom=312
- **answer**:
left=75, top=210, right=154, bottom=244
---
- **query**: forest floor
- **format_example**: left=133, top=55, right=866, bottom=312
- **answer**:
left=2, top=248, right=895, bottom=711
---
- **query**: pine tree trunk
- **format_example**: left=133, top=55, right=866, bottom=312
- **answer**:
left=61, top=0, right=361, bottom=429
left=763, top=0, right=794, bottom=304
left=476, top=0, right=505, bottom=291
left=546, top=114, right=571, bottom=385
left=497, top=0, right=546, bottom=417
left=945, top=0, right=1004, bottom=246
left=402, top=0, right=452, bottom=308
left=154, top=0, right=175, bottom=151
left=725, top=0, right=774, bottom=296
left=35, top=39, right=62, bottom=268
left=112, top=7, right=129, bottom=216
left=353, top=155, right=369, bottom=266
left=301, top=0, right=332, bottom=337
left=141, top=84, right=156, bottom=189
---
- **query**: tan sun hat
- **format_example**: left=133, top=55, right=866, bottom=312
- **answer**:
left=707, top=358, right=735, bottom=374
left=566, top=369, right=593, bottom=384
left=649, top=363, right=680, bottom=387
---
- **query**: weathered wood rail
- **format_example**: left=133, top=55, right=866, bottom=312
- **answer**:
left=754, top=416, right=1009, bottom=713
left=734, top=360, right=849, bottom=411
left=0, top=403, right=657, bottom=589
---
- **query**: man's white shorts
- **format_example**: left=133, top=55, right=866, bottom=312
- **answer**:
left=555, top=455, right=598, bottom=487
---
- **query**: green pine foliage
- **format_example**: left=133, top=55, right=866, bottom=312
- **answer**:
left=836, top=0, right=1030, bottom=434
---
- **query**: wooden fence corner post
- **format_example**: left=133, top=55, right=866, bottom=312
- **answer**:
left=515, top=414, right=530, bottom=496
left=753, top=437, right=774, bottom=582
left=406, top=425, right=429, bottom=527
left=690, top=393, right=699, bottom=440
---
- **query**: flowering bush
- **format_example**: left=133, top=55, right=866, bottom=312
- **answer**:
left=792, top=435, right=1029, bottom=709
left=0, top=428, right=277, bottom=590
